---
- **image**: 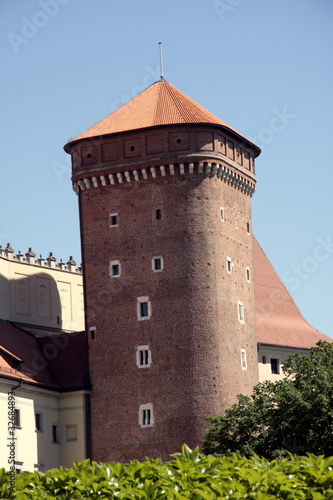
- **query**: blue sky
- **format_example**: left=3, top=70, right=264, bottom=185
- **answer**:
left=1, top=0, right=332, bottom=338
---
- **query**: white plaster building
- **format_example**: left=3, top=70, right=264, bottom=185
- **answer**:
left=0, top=246, right=88, bottom=472
left=0, top=244, right=84, bottom=335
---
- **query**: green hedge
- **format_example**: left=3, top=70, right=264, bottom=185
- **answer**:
left=1, top=445, right=333, bottom=499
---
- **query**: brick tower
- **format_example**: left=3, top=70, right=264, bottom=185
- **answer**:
left=64, top=79, right=261, bottom=462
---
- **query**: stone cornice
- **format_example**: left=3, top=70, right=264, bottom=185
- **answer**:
left=0, top=245, right=82, bottom=274
left=73, top=160, right=256, bottom=197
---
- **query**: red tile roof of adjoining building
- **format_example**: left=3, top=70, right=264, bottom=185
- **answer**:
left=64, top=79, right=260, bottom=155
left=38, top=333, right=87, bottom=390
left=0, top=345, right=23, bottom=362
left=0, top=321, right=55, bottom=385
left=253, top=237, right=332, bottom=348
left=0, top=320, right=87, bottom=390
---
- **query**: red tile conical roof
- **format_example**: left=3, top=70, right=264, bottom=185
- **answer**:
left=253, top=237, right=331, bottom=348
left=65, top=79, right=260, bottom=153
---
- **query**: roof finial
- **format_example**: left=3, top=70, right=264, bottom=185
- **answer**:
left=159, top=42, right=164, bottom=80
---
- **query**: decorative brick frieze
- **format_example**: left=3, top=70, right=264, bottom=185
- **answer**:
left=69, top=126, right=257, bottom=183
left=73, top=160, right=256, bottom=197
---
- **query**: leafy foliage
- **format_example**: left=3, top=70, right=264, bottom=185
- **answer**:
left=203, top=341, right=333, bottom=459
left=1, top=445, right=333, bottom=499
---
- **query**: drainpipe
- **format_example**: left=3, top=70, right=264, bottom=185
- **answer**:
left=78, top=187, right=92, bottom=460
left=11, top=379, right=23, bottom=391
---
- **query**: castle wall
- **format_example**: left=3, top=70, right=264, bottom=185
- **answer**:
left=84, top=175, right=257, bottom=461
left=0, top=248, right=84, bottom=334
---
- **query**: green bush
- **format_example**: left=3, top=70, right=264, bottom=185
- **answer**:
left=203, top=341, right=333, bottom=459
left=1, top=445, right=333, bottom=499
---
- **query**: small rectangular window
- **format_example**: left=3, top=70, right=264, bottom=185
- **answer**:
left=109, top=260, right=121, bottom=278
left=112, top=264, right=119, bottom=276
left=156, top=209, right=162, bottom=220
left=14, top=409, right=20, bottom=428
left=247, top=222, right=250, bottom=234
left=15, top=463, right=22, bottom=474
left=89, top=327, right=96, bottom=340
left=241, top=349, right=247, bottom=370
left=238, top=301, right=244, bottom=323
left=227, top=258, right=232, bottom=273
left=137, top=297, right=151, bottom=320
left=137, top=345, right=151, bottom=368
left=110, top=213, right=118, bottom=227
left=143, top=409, right=150, bottom=426
left=152, top=256, right=164, bottom=272
left=154, top=258, right=161, bottom=270
left=52, top=424, right=59, bottom=443
left=35, top=412, right=42, bottom=431
left=140, top=302, right=148, bottom=318
left=246, top=268, right=250, bottom=282
left=139, top=403, right=154, bottom=427
left=140, top=350, right=149, bottom=366
left=271, top=358, right=280, bottom=374
left=220, top=207, right=224, bottom=221
left=262, top=356, right=267, bottom=364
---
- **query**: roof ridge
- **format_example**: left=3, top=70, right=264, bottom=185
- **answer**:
left=152, top=80, right=164, bottom=125
left=164, top=81, right=195, bottom=123
left=165, top=81, right=216, bottom=123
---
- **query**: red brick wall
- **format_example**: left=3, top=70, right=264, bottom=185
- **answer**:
left=71, top=125, right=256, bottom=181
left=73, top=124, right=259, bottom=462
